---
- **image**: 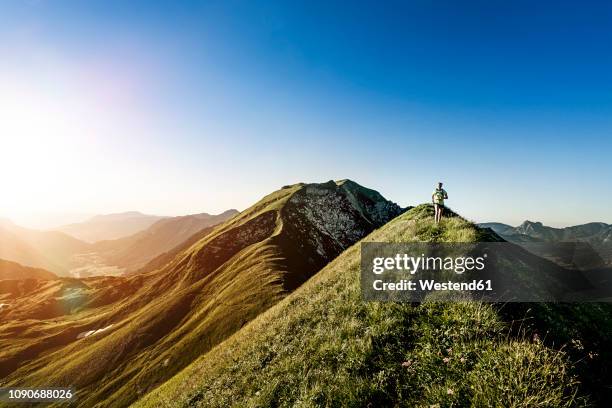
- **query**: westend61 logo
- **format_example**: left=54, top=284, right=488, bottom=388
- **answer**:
left=372, top=253, right=487, bottom=275
left=361, top=242, right=612, bottom=303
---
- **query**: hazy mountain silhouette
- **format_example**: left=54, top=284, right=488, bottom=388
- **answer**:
left=56, top=211, right=168, bottom=243
left=0, top=259, right=57, bottom=281
left=91, top=210, right=239, bottom=273
left=0, top=221, right=90, bottom=275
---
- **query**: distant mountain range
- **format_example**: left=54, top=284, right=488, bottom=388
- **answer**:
left=0, top=219, right=90, bottom=275
left=480, top=221, right=612, bottom=266
left=0, top=259, right=57, bottom=281
left=480, top=220, right=612, bottom=242
left=0, top=180, right=403, bottom=407
left=90, top=209, right=239, bottom=273
left=0, top=210, right=238, bottom=277
left=55, top=211, right=169, bottom=242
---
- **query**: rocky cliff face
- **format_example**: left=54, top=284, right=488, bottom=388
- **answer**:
left=278, top=180, right=404, bottom=289
left=172, top=179, right=404, bottom=290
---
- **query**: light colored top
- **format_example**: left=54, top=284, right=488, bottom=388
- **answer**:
left=432, top=188, right=448, bottom=205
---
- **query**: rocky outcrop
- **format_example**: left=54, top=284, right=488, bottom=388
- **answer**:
left=278, top=180, right=404, bottom=289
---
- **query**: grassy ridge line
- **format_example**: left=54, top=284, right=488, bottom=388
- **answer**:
left=4, top=180, right=404, bottom=408
left=135, top=205, right=583, bottom=407
left=58, top=199, right=296, bottom=406
left=155, top=185, right=299, bottom=281
left=0, top=186, right=301, bottom=408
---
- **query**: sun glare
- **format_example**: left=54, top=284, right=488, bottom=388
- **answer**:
left=0, top=80, right=95, bottom=223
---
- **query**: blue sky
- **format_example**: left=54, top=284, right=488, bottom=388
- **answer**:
left=1, top=0, right=611, bottom=227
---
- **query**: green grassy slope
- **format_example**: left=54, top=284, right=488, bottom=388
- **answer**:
left=130, top=225, right=218, bottom=275
left=0, top=180, right=402, bottom=408
left=136, top=205, right=597, bottom=407
left=0, top=187, right=295, bottom=408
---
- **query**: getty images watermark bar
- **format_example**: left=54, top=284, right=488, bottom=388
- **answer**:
left=361, top=242, right=612, bottom=302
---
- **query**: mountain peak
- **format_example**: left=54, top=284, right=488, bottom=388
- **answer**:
left=335, top=178, right=355, bottom=185
left=516, top=221, right=546, bottom=233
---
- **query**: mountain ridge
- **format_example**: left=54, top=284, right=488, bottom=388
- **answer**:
left=0, top=259, right=57, bottom=281
left=480, top=220, right=612, bottom=265
left=0, top=180, right=403, bottom=408
left=90, top=209, right=240, bottom=273
left=137, top=205, right=609, bottom=407
left=0, top=223, right=90, bottom=275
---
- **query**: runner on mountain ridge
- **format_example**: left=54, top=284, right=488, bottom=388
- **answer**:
left=432, top=182, right=448, bottom=224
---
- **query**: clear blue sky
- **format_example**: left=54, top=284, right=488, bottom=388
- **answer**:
left=1, top=0, right=611, bottom=227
